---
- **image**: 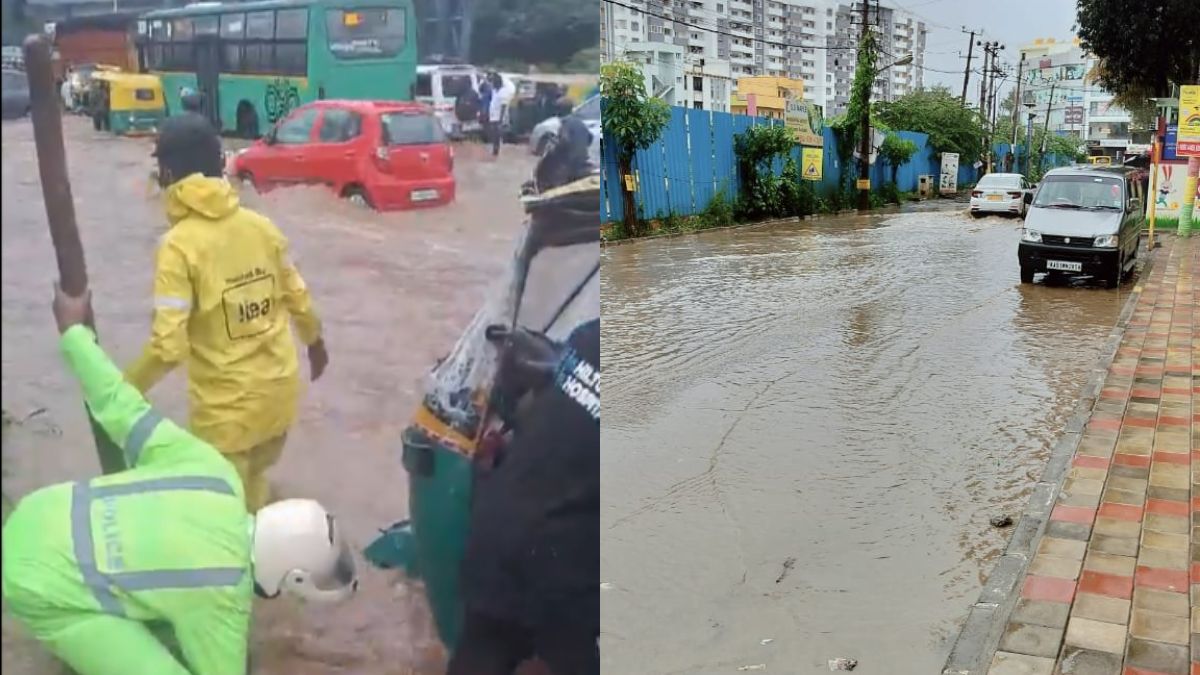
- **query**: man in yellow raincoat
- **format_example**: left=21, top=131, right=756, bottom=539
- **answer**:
left=125, top=114, right=328, bottom=511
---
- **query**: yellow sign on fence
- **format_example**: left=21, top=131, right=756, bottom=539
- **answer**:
left=801, top=147, right=823, bottom=181
left=856, top=178, right=871, bottom=190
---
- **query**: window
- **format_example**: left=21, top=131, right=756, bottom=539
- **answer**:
left=317, top=108, right=363, bottom=142
left=149, top=19, right=169, bottom=40
left=134, top=88, right=156, bottom=101
left=617, top=20, right=627, bottom=29
left=693, top=76, right=702, bottom=91
left=222, top=43, right=243, bottom=71
left=276, top=9, right=308, bottom=39
left=631, top=21, right=639, bottom=30
left=380, top=111, right=445, bottom=145
left=693, top=100, right=702, bottom=109
left=326, top=8, right=406, bottom=59
left=220, top=13, right=245, bottom=38
left=275, top=43, right=307, bottom=75
left=276, top=107, right=318, bottom=144
left=415, top=73, right=433, bottom=97
left=716, top=2, right=723, bottom=9
left=172, top=18, right=194, bottom=41
left=242, top=43, right=273, bottom=73
left=246, top=11, right=275, bottom=39
left=194, top=15, right=218, bottom=36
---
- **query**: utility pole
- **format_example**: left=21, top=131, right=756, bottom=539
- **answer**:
left=960, top=27, right=976, bottom=105
left=1011, top=54, right=1025, bottom=149
left=1037, top=81, right=1056, bottom=175
left=857, top=0, right=872, bottom=212
left=978, top=41, right=990, bottom=115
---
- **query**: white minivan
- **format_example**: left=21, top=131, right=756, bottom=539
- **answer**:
left=415, top=64, right=485, bottom=138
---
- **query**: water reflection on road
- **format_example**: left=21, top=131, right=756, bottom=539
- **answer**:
left=600, top=205, right=1131, bottom=674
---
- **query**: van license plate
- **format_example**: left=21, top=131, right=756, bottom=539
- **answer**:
left=411, top=189, right=439, bottom=202
left=1047, top=260, right=1082, bottom=272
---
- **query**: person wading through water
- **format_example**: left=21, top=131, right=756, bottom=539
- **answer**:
left=124, top=114, right=329, bottom=513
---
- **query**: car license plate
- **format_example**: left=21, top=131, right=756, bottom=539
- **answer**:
left=411, top=189, right=439, bottom=202
left=987, top=194, right=1002, bottom=201
left=1047, top=260, right=1082, bottom=272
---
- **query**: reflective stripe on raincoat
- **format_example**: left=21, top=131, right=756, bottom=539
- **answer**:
left=125, top=173, right=322, bottom=454
left=1, top=325, right=253, bottom=675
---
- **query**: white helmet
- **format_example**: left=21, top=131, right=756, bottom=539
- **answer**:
left=252, top=499, right=359, bottom=603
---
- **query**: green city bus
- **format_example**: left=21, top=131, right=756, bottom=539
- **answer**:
left=136, top=0, right=417, bottom=137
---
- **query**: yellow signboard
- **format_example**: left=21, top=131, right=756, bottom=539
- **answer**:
left=801, top=147, right=823, bottom=181
left=623, top=172, right=639, bottom=192
left=1179, top=85, right=1200, bottom=157
left=784, top=99, right=824, bottom=147
left=856, top=178, right=871, bottom=190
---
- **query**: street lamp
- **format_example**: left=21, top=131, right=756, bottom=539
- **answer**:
left=857, top=53, right=914, bottom=212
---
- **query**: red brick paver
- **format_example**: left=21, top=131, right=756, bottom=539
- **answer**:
left=987, top=235, right=1197, bottom=674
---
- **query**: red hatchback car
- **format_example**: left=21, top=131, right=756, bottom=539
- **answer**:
left=229, top=100, right=455, bottom=210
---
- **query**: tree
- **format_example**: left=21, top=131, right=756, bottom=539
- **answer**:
left=828, top=28, right=878, bottom=191
left=1076, top=0, right=1200, bottom=95
left=878, top=133, right=918, bottom=186
left=733, top=124, right=796, bottom=220
left=600, top=61, right=670, bottom=235
left=874, top=87, right=987, bottom=163
left=469, top=0, right=600, bottom=68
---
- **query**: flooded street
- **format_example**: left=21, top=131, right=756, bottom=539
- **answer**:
left=2, top=116, right=535, bottom=674
left=600, top=206, right=1133, bottom=673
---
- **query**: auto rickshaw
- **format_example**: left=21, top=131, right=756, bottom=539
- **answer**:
left=87, top=71, right=165, bottom=136
left=364, top=128, right=600, bottom=651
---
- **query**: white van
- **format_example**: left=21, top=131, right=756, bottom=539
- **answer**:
left=415, top=64, right=485, bottom=138
left=415, top=64, right=518, bottom=139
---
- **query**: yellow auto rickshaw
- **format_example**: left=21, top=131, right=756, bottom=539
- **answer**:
left=87, top=71, right=165, bottom=136
left=1088, top=156, right=1113, bottom=166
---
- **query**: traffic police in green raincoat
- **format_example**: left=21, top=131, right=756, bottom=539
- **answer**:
left=1, top=286, right=359, bottom=675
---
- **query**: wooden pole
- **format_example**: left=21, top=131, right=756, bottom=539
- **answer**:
left=23, top=34, right=126, bottom=475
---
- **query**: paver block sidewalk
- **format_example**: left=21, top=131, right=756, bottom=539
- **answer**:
left=989, top=235, right=1197, bottom=675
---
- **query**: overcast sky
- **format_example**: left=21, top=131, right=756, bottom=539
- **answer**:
left=888, top=0, right=1080, bottom=100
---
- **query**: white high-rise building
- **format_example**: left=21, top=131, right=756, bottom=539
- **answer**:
left=600, top=0, right=926, bottom=113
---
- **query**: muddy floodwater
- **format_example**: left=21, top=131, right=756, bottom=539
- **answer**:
left=600, top=206, right=1134, bottom=674
left=2, top=116, right=536, bottom=674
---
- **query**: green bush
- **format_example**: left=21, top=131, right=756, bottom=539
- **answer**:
left=699, top=189, right=736, bottom=229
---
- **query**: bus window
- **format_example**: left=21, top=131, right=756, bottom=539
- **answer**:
left=325, top=8, right=406, bottom=59
left=276, top=9, right=309, bottom=39
left=223, top=43, right=243, bottom=72
left=243, top=43, right=272, bottom=73
left=275, top=44, right=308, bottom=76
left=194, top=15, right=218, bottom=36
left=172, top=18, right=193, bottom=41
left=220, top=13, right=245, bottom=38
left=246, top=11, right=275, bottom=39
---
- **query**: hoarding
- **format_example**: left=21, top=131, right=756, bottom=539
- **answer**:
left=940, top=153, right=959, bottom=194
left=1178, top=85, right=1200, bottom=157
left=785, top=99, right=824, bottom=147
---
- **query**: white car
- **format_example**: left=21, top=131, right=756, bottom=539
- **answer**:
left=969, top=172, right=1034, bottom=218
left=530, top=95, right=600, bottom=156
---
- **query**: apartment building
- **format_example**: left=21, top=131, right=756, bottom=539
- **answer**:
left=1017, top=36, right=1135, bottom=153
left=601, top=0, right=925, bottom=115
left=824, top=1, right=925, bottom=116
